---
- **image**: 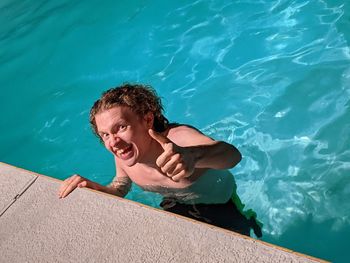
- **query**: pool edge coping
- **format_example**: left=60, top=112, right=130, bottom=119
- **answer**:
left=0, top=161, right=329, bottom=263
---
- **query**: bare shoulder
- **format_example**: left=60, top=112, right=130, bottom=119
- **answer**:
left=167, top=124, right=215, bottom=147
left=114, top=156, right=130, bottom=178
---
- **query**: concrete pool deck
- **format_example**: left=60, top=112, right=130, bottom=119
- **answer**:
left=0, top=162, right=327, bottom=263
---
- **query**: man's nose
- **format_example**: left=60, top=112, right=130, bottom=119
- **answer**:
left=109, top=134, right=120, bottom=146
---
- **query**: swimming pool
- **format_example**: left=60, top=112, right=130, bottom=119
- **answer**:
left=1, top=0, right=349, bottom=261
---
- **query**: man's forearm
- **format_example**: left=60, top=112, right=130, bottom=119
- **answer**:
left=87, top=179, right=130, bottom=198
left=190, top=141, right=242, bottom=169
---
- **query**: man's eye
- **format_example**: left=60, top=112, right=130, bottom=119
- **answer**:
left=119, top=125, right=127, bottom=131
left=102, top=133, right=109, bottom=140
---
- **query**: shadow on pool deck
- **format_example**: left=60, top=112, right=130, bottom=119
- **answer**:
left=0, top=162, right=328, bottom=263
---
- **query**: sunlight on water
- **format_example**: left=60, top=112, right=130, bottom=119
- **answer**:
left=1, top=0, right=350, bottom=261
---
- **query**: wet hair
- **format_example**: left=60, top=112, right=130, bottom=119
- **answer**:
left=89, top=84, right=169, bottom=139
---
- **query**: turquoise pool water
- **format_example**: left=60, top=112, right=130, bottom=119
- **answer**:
left=1, top=0, right=349, bottom=261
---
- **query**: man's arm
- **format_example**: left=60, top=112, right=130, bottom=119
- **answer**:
left=58, top=163, right=131, bottom=198
left=187, top=140, right=241, bottom=170
left=149, top=125, right=242, bottom=181
left=180, top=126, right=241, bottom=169
left=107, top=164, right=131, bottom=197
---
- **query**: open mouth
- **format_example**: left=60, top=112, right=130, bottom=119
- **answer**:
left=116, top=145, right=133, bottom=159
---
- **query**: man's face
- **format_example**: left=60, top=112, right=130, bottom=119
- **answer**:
left=95, top=106, right=152, bottom=166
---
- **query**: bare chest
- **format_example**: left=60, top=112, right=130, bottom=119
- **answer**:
left=122, top=164, right=195, bottom=189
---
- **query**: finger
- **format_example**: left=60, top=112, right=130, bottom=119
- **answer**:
left=58, top=176, right=77, bottom=197
left=78, top=181, right=87, bottom=188
left=156, top=143, right=174, bottom=167
left=61, top=183, right=77, bottom=198
left=171, top=170, right=186, bottom=182
left=161, top=154, right=181, bottom=175
left=169, top=162, right=184, bottom=177
left=58, top=180, right=70, bottom=197
left=148, top=129, right=171, bottom=148
left=61, top=177, right=82, bottom=198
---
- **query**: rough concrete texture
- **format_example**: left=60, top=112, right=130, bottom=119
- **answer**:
left=0, top=164, right=38, bottom=216
left=0, top=162, right=326, bottom=263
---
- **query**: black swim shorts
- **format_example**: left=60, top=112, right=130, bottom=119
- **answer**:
left=160, top=198, right=262, bottom=238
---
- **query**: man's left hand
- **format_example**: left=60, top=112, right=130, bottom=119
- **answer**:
left=148, top=129, right=195, bottom=182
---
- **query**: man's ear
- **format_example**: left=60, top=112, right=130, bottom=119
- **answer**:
left=144, top=112, right=154, bottom=129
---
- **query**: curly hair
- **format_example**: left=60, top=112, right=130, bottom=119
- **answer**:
left=89, top=84, right=169, bottom=139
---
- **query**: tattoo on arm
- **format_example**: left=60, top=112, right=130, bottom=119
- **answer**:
left=109, top=177, right=131, bottom=197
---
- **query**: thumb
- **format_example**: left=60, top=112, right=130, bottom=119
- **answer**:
left=78, top=181, right=87, bottom=188
left=148, top=129, right=171, bottom=148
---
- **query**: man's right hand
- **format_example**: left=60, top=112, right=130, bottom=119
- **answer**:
left=58, top=174, right=92, bottom=199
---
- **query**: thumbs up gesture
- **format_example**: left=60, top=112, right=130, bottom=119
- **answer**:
left=148, top=129, right=195, bottom=182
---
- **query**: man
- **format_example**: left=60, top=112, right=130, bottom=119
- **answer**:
left=58, top=83, right=261, bottom=237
